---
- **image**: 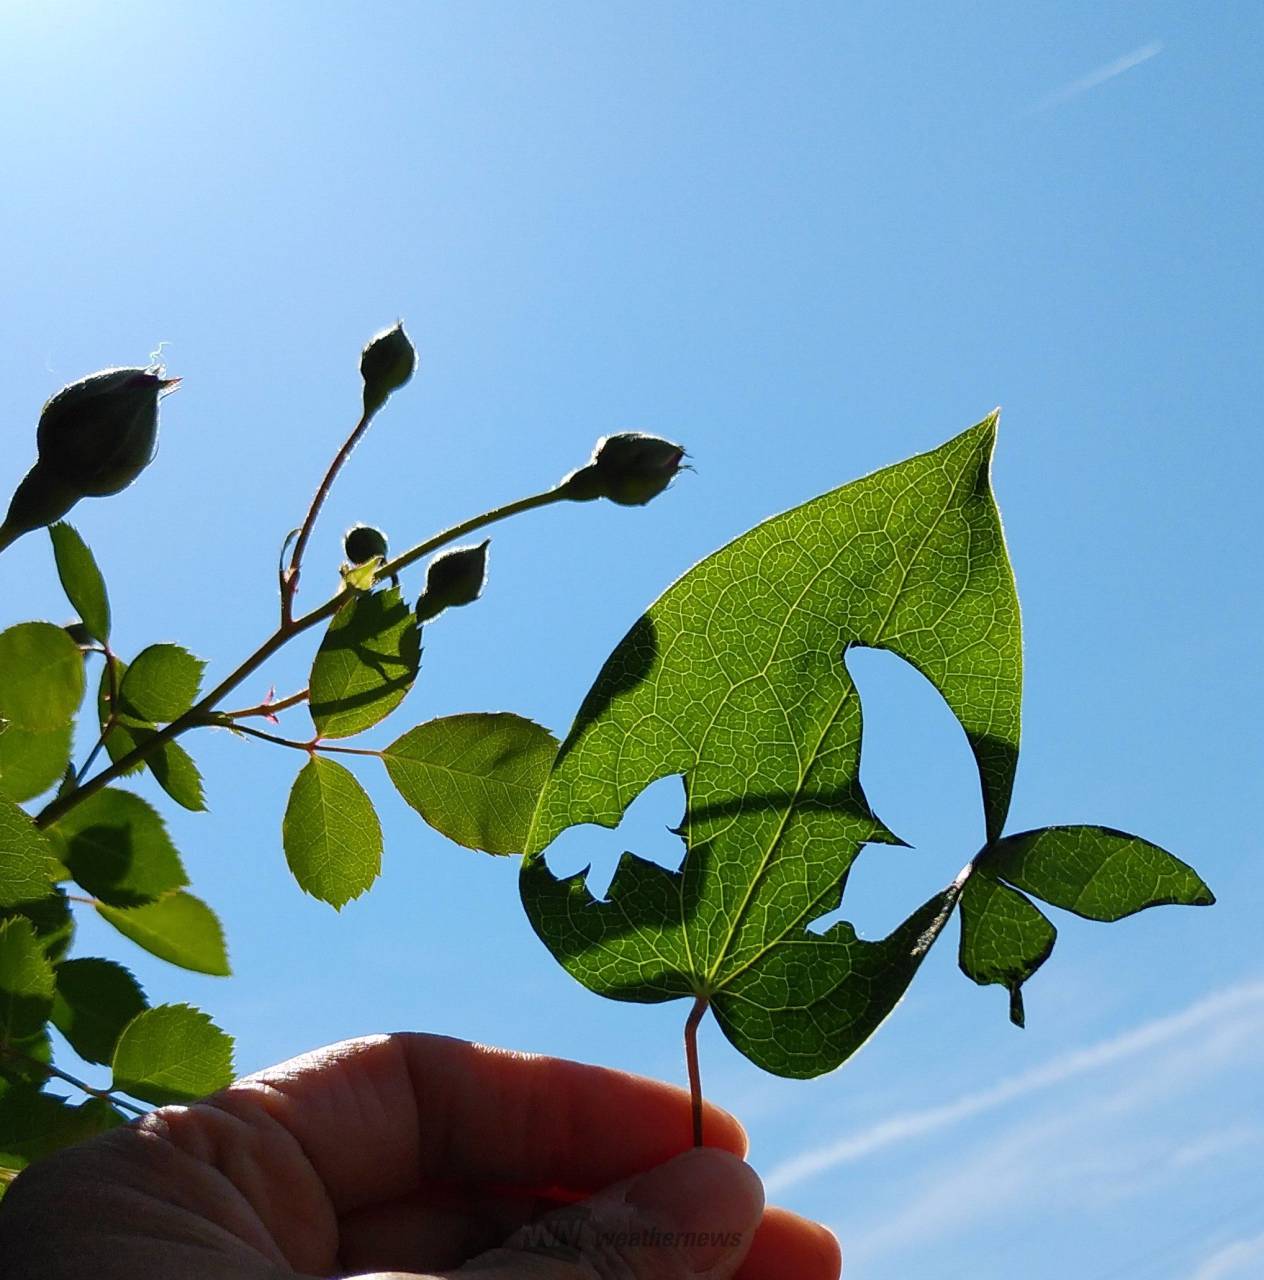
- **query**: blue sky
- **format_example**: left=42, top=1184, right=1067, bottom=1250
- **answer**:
left=2, top=4, right=1261, bottom=1276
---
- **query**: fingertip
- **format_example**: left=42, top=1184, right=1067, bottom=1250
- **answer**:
left=741, top=1205, right=842, bottom=1280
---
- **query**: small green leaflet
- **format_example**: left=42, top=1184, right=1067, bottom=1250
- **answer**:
left=383, top=713, right=558, bottom=854
left=96, top=891, right=230, bottom=976
left=308, top=587, right=421, bottom=739
left=48, top=523, right=110, bottom=643
left=49, top=788, right=187, bottom=908
left=111, top=1003, right=234, bottom=1106
left=0, top=890, right=73, bottom=962
left=51, top=958, right=149, bottom=1065
left=282, top=756, right=382, bottom=908
left=118, top=644, right=205, bottom=723
left=0, top=1088, right=123, bottom=1173
left=0, top=798, right=58, bottom=907
left=521, top=417, right=1213, bottom=1078
left=0, top=721, right=73, bottom=804
left=98, top=662, right=206, bottom=809
left=0, top=622, right=84, bottom=732
left=0, top=917, right=56, bottom=1042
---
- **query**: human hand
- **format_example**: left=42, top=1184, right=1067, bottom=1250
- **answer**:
left=0, top=1032, right=841, bottom=1279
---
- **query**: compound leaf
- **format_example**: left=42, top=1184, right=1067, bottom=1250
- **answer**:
left=96, top=891, right=230, bottom=976
left=309, top=588, right=421, bottom=739
left=118, top=644, right=204, bottom=723
left=383, top=713, right=558, bottom=854
left=51, top=957, right=148, bottom=1065
left=111, top=1003, right=233, bottom=1106
left=282, top=756, right=382, bottom=908
left=0, top=622, right=84, bottom=732
left=48, top=523, right=110, bottom=643
left=522, top=416, right=1023, bottom=1078
left=49, top=788, right=187, bottom=908
left=982, top=824, right=1214, bottom=922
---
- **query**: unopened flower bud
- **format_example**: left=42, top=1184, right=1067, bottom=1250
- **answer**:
left=0, top=367, right=178, bottom=553
left=559, top=432, right=686, bottom=506
left=415, top=539, right=489, bottom=623
left=360, top=322, right=416, bottom=416
left=344, top=524, right=389, bottom=565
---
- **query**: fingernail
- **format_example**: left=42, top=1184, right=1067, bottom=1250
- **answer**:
left=626, top=1147, right=764, bottom=1274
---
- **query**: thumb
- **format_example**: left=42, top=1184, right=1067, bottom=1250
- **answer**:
left=443, top=1147, right=764, bottom=1279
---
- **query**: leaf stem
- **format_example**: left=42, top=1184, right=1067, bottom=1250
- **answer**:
left=283, top=409, right=375, bottom=623
left=34, top=485, right=568, bottom=829
left=75, top=648, right=121, bottom=784
left=0, top=1045, right=146, bottom=1118
left=684, top=994, right=708, bottom=1148
left=218, top=687, right=310, bottom=720
left=213, top=720, right=382, bottom=758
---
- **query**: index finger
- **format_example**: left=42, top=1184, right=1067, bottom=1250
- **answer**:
left=213, top=1032, right=746, bottom=1215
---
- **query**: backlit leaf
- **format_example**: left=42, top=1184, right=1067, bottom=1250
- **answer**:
left=118, top=644, right=205, bottom=723
left=96, top=891, right=230, bottom=976
left=48, top=522, right=110, bottom=643
left=383, top=713, right=558, bottom=854
left=49, top=788, right=187, bottom=907
left=111, top=1003, right=233, bottom=1106
left=0, top=798, right=58, bottom=908
left=958, top=871, right=1056, bottom=1027
left=0, top=720, right=73, bottom=804
left=522, top=417, right=1023, bottom=1078
left=282, top=756, right=382, bottom=908
left=51, top=957, right=148, bottom=1065
left=0, top=890, right=73, bottom=961
left=0, top=622, right=84, bottom=731
left=309, top=588, right=421, bottom=739
left=0, top=917, right=55, bottom=1041
left=0, top=1087, right=123, bottom=1170
left=981, top=825, right=1214, bottom=922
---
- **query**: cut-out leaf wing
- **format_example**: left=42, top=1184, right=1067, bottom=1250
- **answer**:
left=522, top=416, right=1022, bottom=1077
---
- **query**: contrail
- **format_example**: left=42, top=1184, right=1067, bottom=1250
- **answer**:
left=765, top=977, right=1264, bottom=1195
left=1033, top=40, right=1163, bottom=112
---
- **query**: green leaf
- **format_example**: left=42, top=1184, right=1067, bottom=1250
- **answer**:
left=282, top=756, right=382, bottom=908
left=98, top=662, right=205, bottom=808
left=308, top=587, right=421, bottom=739
left=111, top=1003, right=233, bottom=1106
left=0, top=890, right=73, bottom=961
left=118, top=644, right=205, bottom=723
left=49, top=788, right=187, bottom=907
left=383, top=713, right=558, bottom=855
left=0, top=797, right=58, bottom=907
left=0, top=917, right=56, bottom=1042
left=0, top=1087, right=123, bottom=1170
left=96, top=891, right=230, bottom=976
left=0, top=720, right=73, bottom=803
left=982, top=825, right=1215, bottom=923
left=48, top=523, right=110, bottom=643
left=51, top=958, right=149, bottom=1065
left=521, top=416, right=1023, bottom=1078
left=1, top=1025, right=52, bottom=1086
left=98, top=659, right=144, bottom=777
left=958, top=871, right=1057, bottom=1027
left=0, top=622, right=85, bottom=731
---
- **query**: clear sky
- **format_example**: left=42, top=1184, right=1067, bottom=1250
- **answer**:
left=2, top=4, right=1261, bottom=1277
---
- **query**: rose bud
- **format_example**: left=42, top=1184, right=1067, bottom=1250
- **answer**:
left=360, top=322, right=417, bottom=416
left=415, top=539, right=489, bottom=623
left=344, top=523, right=389, bottom=565
left=559, top=432, right=686, bottom=506
left=0, top=367, right=178, bottom=552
